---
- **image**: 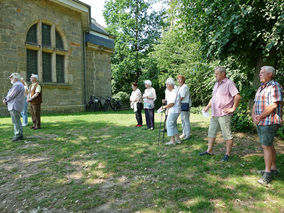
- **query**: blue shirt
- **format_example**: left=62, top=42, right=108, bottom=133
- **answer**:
left=4, top=81, right=25, bottom=112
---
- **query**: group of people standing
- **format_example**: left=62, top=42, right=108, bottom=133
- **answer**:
left=130, top=65, right=283, bottom=185
left=130, top=75, right=192, bottom=145
left=3, top=73, right=42, bottom=141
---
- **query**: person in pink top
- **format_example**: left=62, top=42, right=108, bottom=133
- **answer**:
left=200, top=66, right=241, bottom=161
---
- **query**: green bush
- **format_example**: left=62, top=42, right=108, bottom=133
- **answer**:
left=112, top=91, right=130, bottom=106
left=190, top=106, right=204, bottom=114
left=231, top=103, right=255, bottom=133
left=277, top=126, right=284, bottom=139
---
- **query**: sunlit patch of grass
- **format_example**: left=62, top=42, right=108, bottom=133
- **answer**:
left=0, top=110, right=283, bottom=212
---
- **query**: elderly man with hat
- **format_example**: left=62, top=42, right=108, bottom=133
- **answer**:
left=2, top=73, right=25, bottom=141
left=27, top=74, right=42, bottom=130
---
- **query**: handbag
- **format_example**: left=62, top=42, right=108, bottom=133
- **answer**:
left=181, top=103, right=189, bottom=111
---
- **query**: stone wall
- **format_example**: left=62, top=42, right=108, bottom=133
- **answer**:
left=86, top=46, right=112, bottom=99
left=0, top=0, right=85, bottom=115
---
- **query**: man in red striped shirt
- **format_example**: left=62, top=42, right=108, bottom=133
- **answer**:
left=252, top=66, right=283, bottom=185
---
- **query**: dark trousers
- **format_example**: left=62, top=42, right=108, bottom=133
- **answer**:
left=135, top=103, right=143, bottom=125
left=145, top=108, right=154, bottom=129
left=30, top=104, right=41, bottom=128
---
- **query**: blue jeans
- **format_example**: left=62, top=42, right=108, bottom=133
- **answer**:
left=166, top=113, right=179, bottom=136
left=21, top=97, right=28, bottom=125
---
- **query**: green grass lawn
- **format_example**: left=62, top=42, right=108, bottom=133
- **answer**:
left=0, top=110, right=283, bottom=212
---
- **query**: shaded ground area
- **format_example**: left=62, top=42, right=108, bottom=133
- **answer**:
left=0, top=111, right=283, bottom=212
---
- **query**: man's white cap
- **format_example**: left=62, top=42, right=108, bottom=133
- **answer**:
left=9, top=72, right=21, bottom=79
left=31, top=74, right=39, bottom=80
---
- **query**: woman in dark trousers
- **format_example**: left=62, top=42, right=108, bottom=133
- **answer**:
left=143, top=80, right=156, bottom=130
left=130, top=83, right=143, bottom=127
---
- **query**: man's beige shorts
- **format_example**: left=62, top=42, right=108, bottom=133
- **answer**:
left=208, top=115, right=233, bottom=141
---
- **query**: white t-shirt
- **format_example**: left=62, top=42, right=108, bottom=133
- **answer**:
left=167, top=88, right=180, bottom=114
left=178, top=84, right=192, bottom=106
left=165, top=89, right=170, bottom=100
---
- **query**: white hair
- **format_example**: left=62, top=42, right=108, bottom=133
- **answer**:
left=215, top=66, right=226, bottom=74
left=144, top=80, right=152, bottom=86
left=9, top=73, right=21, bottom=80
left=166, top=78, right=175, bottom=85
left=261, top=66, right=275, bottom=77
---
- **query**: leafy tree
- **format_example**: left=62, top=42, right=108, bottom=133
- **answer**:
left=175, top=0, right=283, bottom=132
left=103, top=0, right=167, bottom=94
left=151, top=28, right=217, bottom=106
left=179, top=0, right=284, bottom=87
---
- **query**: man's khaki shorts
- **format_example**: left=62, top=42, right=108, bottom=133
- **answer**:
left=208, top=115, right=233, bottom=141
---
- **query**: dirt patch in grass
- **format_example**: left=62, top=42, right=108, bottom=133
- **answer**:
left=0, top=113, right=283, bottom=212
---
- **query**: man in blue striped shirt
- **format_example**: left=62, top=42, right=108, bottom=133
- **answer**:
left=3, top=73, right=25, bottom=141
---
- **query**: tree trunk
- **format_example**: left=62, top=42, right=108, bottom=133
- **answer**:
left=135, top=0, right=140, bottom=81
left=253, top=56, right=263, bottom=90
left=248, top=56, right=264, bottom=109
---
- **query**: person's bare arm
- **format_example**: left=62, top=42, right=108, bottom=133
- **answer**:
left=254, top=102, right=280, bottom=125
left=28, top=92, right=39, bottom=102
left=251, top=103, right=257, bottom=124
left=204, top=98, right=212, bottom=112
left=223, top=94, right=241, bottom=113
left=162, top=103, right=174, bottom=109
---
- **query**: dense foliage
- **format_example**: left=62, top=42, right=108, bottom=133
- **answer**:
left=179, top=0, right=284, bottom=78
left=177, top=0, right=284, bottom=132
left=104, top=0, right=283, bottom=132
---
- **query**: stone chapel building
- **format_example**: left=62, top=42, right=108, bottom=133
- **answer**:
left=0, top=0, right=114, bottom=115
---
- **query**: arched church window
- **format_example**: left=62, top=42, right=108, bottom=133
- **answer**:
left=26, top=24, right=37, bottom=44
left=25, top=21, right=67, bottom=83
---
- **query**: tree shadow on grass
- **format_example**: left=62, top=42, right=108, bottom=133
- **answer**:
left=0, top=115, right=284, bottom=212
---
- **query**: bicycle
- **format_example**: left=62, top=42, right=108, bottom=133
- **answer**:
left=93, top=96, right=103, bottom=111
left=103, top=96, right=122, bottom=111
left=86, top=96, right=95, bottom=112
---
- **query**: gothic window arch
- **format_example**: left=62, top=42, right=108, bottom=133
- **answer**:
left=25, top=21, right=68, bottom=83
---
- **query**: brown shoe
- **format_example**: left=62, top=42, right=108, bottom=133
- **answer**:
left=30, top=126, right=35, bottom=129
left=33, top=127, right=41, bottom=130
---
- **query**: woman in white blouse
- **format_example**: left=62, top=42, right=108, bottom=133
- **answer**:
left=177, top=75, right=192, bottom=140
left=143, top=80, right=156, bottom=130
left=161, top=78, right=181, bottom=145
left=130, top=82, right=143, bottom=127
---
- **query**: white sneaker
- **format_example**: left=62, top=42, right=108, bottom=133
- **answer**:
left=180, top=134, right=185, bottom=139
left=22, top=124, right=28, bottom=127
left=176, top=139, right=182, bottom=144
left=165, top=141, right=176, bottom=145
left=182, top=137, right=190, bottom=141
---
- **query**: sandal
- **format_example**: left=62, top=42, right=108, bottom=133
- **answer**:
left=199, top=151, right=213, bottom=156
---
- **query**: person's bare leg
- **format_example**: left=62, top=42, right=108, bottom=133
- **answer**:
left=271, top=145, right=277, bottom=170
left=262, top=145, right=273, bottom=173
left=225, top=139, right=233, bottom=156
left=170, top=136, right=175, bottom=143
left=175, top=134, right=180, bottom=141
left=206, top=137, right=215, bottom=154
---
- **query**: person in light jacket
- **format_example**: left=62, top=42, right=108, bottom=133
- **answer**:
left=3, top=73, right=25, bottom=141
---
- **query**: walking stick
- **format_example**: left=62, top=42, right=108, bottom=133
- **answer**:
left=157, top=110, right=164, bottom=146
left=162, top=113, right=167, bottom=144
